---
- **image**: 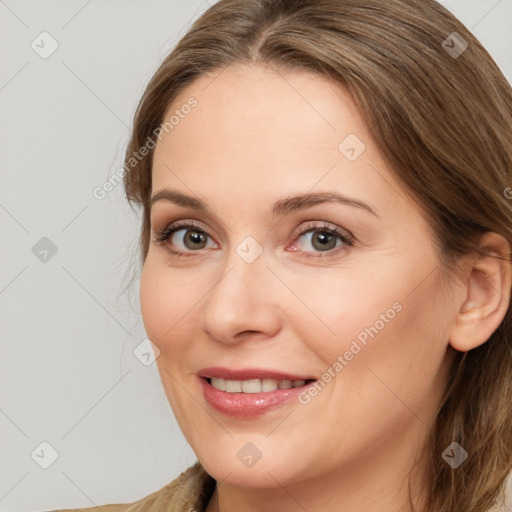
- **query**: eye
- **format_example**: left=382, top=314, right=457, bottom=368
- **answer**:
left=153, top=220, right=216, bottom=257
left=288, top=221, right=354, bottom=259
left=153, top=219, right=354, bottom=259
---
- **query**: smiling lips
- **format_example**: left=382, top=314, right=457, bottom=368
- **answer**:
left=198, top=366, right=318, bottom=416
left=198, top=366, right=316, bottom=392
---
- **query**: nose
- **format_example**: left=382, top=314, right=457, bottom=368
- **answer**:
left=199, top=243, right=282, bottom=346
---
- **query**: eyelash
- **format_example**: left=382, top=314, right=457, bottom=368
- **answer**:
left=152, top=220, right=354, bottom=259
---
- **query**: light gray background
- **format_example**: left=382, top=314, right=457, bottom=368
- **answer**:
left=1, top=1, right=511, bottom=511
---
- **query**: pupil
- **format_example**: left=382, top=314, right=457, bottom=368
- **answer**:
left=187, top=230, right=205, bottom=248
left=314, top=231, right=335, bottom=250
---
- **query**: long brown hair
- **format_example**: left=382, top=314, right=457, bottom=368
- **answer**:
left=122, top=1, right=512, bottom=510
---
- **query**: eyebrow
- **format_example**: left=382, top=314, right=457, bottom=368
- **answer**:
left=150, top=189, right=379, bottom=218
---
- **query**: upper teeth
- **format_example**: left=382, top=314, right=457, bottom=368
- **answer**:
left=210, top=378, right=306, bottom=393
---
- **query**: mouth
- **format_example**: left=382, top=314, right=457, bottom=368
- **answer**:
left=197, top=370, right=318, bottom=417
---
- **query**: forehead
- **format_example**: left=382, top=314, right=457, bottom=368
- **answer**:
left=150, top=63, right=403, bottom=217
left=155, top=62, right=365, bottom=154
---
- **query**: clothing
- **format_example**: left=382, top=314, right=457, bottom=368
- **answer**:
left=49, top=461, right=216, bottom=512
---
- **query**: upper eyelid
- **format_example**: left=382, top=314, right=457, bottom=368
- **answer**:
left=159, top=219, right=346, bottom=234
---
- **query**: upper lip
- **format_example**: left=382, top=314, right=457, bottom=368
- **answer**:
left=198, top=367, right=316, bottom=381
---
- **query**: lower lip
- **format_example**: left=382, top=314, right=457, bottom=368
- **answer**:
left=199, top=377, right=316, bottom=417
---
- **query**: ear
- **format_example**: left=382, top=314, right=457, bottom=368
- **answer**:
left=449, top=232, right=512, bottom=352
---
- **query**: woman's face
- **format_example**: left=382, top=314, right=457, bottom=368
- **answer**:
left=140, top=63, right=459, bottom=489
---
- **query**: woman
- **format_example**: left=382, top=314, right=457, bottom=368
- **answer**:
left=51, top=0, right=512, bottom=511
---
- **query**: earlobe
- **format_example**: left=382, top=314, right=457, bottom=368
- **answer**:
left=449, top=232, right=512, bottom=353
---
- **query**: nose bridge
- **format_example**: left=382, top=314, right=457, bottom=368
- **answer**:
left=217, top=231, right=270, bottom=296
left=199, top=235, right=281, bottom=342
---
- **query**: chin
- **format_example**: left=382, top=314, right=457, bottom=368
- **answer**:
left=197, top=447, right=308, bottom=489
left=205, top=463, right=288, bottom=488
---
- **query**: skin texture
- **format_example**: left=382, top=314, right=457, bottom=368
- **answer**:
left=140, top=63, right=512, bottom=512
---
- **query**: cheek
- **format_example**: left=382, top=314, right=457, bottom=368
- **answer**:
left=290, top=275, right=448, bottom=459
left=139, top=258, right=199, bottom=355
left=291, top=261, right=449, bottom=395
left=139, top=260, right=200, bottom=423
left=281, top=265, right=404, bottom=366
left=139, top=262, right=165, bottom=346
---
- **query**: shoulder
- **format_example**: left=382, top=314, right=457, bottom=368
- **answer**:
left=47, top=461, right=216, bottom=512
